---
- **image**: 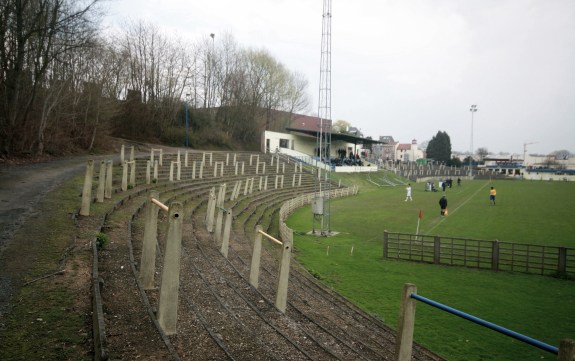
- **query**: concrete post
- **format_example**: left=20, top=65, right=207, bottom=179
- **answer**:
left=274, top=175, right=279, bottom=189
left=96, top=161, right=106, bottom=203
left=121, top=161, right=128, bottom=192
left=298, top=173, right=302, bottom=187
left=105, top=161, right=113, bottom=199
left=140, top=190, right=160, bottom=290
left=235, top=162, right=239, bottom=175
left=249, top=178, right=254, bottom=194
left=264, top=176, right=268, bottom=191
left=220, top=162, right=224, bottom=177
left=249, top=225, right=263, bottom=288
left=129, top=161, right=136, bottom=187
left=280, top=175, right=284, bottom=188
left=395, top=283, right=417, bottom=361
left=259, top=176, right=263, bottom=191
left=176, top=161, right=181, bottom=181
left=130, top=146, right=135, bottom=161
left=157, top=202, right=183, bottom=336
left=153, top=160, right=158, bottom=182
left=169, top=162, right=174, bottom=182
left=256, top=161, right=260, bottom=174
left=146, top=160, right=151, bottom=185
left=159, top=149, right=163, bottom=166
left=215, top=207, right=224, bottom=244
left=282, top=163, right=285, bottom=173
left=292, top=174, right=296, bottom=188
left=276, top=161, right=279, bottom=173
left=80, top=160, right=94, bottom=216
left=241, top=162, right=245, bottom=175
left=206, top=187, right=216, bottom=232
left=199, top=162, right=204, bottom=179
left=226, top=153, right=229, bottom=166
left=275, top=233, right=292, bottom=313
left=120, top=144, right=125, bottom=162
left=244, top=178, right=249, bottom=195
left=192, top=161, right=196, bottom=179
left=184, top=151, right=188, bottom=167
left=233, top=153, right=237, bottom=165
left=177, top=150, right=180, bottom=164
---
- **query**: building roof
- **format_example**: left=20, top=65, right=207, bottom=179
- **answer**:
left=397, top=144, right=412, bottom=151
left=285, top=127, right=384, bottom=145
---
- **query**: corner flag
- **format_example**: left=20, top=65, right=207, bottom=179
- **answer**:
left=416, top=209, right=422, bottom=235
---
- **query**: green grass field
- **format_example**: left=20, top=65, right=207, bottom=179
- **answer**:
left=287, top=173, right=575, bottom=361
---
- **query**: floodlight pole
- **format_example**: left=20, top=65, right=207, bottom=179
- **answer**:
left=469, top=105, right=478, bottom=177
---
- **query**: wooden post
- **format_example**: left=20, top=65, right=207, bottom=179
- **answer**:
left=558, top=339, right=575, bottom=361
left=249, top=225, right=263, bottom=288
left=558, top=247, right=567, bottom=274
left=395, top=283, right=417, bottom=361
left=157, top=202, right=183, bottom=335
left=96, top=161, right=106, bottom=203
left=140, top=191, right=160, bottom=289
left=383, top=231, right=389, bottom=258
left=492, top=240, right=500, bottom=271
left=220, top=209, right=233, bottom=258
left=80, top=160, right=94, bottom=216
left=434, top=236, right=441, bottom=264
left=275, top=231, right=292, bottom=313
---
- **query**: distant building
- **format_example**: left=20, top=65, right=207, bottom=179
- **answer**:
left=395, top=139, right=424, bottom=163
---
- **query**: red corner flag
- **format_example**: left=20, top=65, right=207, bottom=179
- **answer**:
left=416, top=209, right=422, bottom=235
left=419, top=209, right=422, bottom=220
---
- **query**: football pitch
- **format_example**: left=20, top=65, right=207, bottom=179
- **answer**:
left=287, top=175, right=575, bottom=361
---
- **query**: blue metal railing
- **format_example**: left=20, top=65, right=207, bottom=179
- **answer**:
left=410, top=293, right=559, bottom=355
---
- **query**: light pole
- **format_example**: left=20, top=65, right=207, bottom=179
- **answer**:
left=469, top=104, right=477, bottom=177
left=185, top=93, right=190, bottom=147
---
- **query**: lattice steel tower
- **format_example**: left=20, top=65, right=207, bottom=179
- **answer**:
left=313, top=0, right=332, bottom=235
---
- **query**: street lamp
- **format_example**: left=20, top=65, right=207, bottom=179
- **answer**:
left=185, top=93, right=190, bottom=147
left=469, top=104, right=478, bottom=177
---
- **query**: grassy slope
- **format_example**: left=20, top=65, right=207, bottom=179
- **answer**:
left=288, top=173, right=575, bottom=361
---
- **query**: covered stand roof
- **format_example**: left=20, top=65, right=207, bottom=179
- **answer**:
left=285, top=127, right=385, bottom=146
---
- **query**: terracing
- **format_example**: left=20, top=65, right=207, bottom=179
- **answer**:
left=84, top=148, right=443, bottom=360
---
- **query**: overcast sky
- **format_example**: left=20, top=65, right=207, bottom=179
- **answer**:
left=103, top=0, right=575, bottom=155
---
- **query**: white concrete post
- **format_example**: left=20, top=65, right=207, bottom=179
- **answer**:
left=241, top=162, right=245, bottom=175
left=120, top=144, right=125, bottom=162
left=176, top=161, right=181, bottom=181
left=206, top=187, right=216, bottom=232
left=121, top=161, right=128, bottom=191
left=395, top=283, right=417, bottom=361
left=226, top=153, right=229, bottom=166
left=276, top=161, right=279, bottom=173
left=264, top=176, right=268, bottom=191
left=274, top=175, right=279, bottom=189
left=80, top=160, right=94, bottom=216
left=157, top=202, right=183, bottom=336
left=235, top=162, right=239, bottom=175
left=199, top=162, right=204, bottom=179
left=243, top=178, right=249, bottom=195
left=275, top=233, right=292, bottom=313
left=153, top=160, right=158, bottom=182
left=177, top=150, right=181, bottom=164
left=298, top=173, right=302, bottom=187
left=220, top=162, right=224, bottom=177
left=215, top=207, right=224, bottom=245
left=249, top=178, right=254, bottom=194
left=184, top=151, right=189, bottom=167
left=169, top=162, right=174, bottom=182
left=256, top=161, right=260, bottom=174
left=130, top=146, right=135, bottom=161
left=292, top=174, right=296, bottom=188
left=105, top=161, right=113, bottom=199
left=96, top=161, right=106, bottom=203
left=280, top=175, right=284, bottom=188
left=233, top=153, right=237, bottom=165
left=146, top=160, right=151, bottom=185
left=192, top=161, right=196, bottom=179
left=159, top=149, right=163, bottom=166
left=129, top=161, right=136, bottom=187
left=259, top=176, right=263, bottom=191
left=282, top=163, right=285, bottom=173
left=140, top=190, right=160, bottom=290
left=220, top=209, right=233, bottom=258
left=249, top=225, right=263, bottom=288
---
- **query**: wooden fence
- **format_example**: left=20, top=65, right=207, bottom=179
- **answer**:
left=383, top=231, right=575, bottom=276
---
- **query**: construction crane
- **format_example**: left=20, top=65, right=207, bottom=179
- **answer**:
left=523, top=141, right=538, bottom=168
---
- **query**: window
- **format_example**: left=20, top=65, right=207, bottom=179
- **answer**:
left=279, top=139, right=289, bottom=148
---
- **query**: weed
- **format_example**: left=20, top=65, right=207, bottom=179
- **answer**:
left=96, top=232, right=108, bottom=250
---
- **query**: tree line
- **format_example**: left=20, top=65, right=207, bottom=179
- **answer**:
left=0, top=0, right=311, bottom=157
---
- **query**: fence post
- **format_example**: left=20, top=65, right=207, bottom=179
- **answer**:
left=249, top=225, right=263, bottom=289
left=121, top=160, right=128, bottom=191
left=146, top=160, right=151, bottom=185
left=492, top=240, right=500, bottom=271
left=383, top=231, right=389, bottom=258
left=558, top=339, right=575, bottom=361
left=153, top=160, right=158, bottom=182
left=395, top=283, right=417, bottom=361
left=140, top=190, right=160, bottom=290
left=157, top=202, right=183, bottom=336
left=434, top=236, right=441, bottom=264
left=275, top=231, right=292, bottom=313
left=206, top=187, right=216, bottom=233
left=80, top=160, right=94, bottom=216
left=558, top=247, right=567, bottom=274
left=129, top=160, right=136, bottom=187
